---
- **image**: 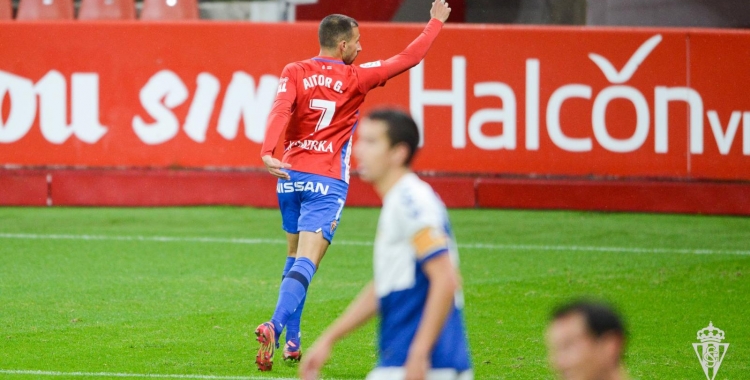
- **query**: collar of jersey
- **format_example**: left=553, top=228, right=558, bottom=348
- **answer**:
left=312, top=57, right=345, bottom=65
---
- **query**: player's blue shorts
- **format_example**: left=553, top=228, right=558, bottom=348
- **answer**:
left=276, top=170, right=348, bottom=243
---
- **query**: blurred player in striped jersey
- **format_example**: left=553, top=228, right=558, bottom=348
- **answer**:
left=255, top=0, right=452, bottom=372
left=299, top=109, right=473, bottom=380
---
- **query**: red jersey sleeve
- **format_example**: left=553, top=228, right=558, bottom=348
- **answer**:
left=355, top=18, right=444, bottom=94
left=383, top=18, right=444, bottom=78
left=260, top=64, right=298, bottom=157
left=355, top=60, right=389, bottom=94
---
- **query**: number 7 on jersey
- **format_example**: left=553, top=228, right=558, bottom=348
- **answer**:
left=310, top=99, right=336, bottom=132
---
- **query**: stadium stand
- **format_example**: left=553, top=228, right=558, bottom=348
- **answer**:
left=140, top=0, right=198, bottom=20
left=78, top=0, right=135, bottom=20
left=0, top=0, right=11, bottom=19
left=16, top=0, right=74, bottom=20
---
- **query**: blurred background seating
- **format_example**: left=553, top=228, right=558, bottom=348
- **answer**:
left=78, top=0, right=135, bottom=20
left=140, top=0, right=198, bottom=20
left=2, top=0, right=747, bottom=29
left=16, top=0, right=74, bottom=20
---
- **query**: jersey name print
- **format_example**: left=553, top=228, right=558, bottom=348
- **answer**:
left=301, top=74, right=344, bottom=93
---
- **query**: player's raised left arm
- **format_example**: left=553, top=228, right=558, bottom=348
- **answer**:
left=381, top=0, right=451, bottom=79
left=404, top=244, right=460, bottom=380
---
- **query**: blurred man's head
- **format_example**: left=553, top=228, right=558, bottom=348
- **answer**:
left=319, top=14, right=361, bottom=64
left=354, top=109, right=420, bottom=184
left=546, top=300, right=628, bottom=380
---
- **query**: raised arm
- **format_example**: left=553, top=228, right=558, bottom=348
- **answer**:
left=382, top=0, right=452, bottom=79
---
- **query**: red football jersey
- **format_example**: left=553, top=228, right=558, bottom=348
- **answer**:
left=275, top=57, right=388, bottom=183
left=261, top=19, right=444, bottom=183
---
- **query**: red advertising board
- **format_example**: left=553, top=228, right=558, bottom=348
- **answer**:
left=686, top=30, right=750, bottom=180
left=0, top=22, right=749, bottom=181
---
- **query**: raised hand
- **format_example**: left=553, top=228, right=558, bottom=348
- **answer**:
left=430, top=0, right=451, bottom=23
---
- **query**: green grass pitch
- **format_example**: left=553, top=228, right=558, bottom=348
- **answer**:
left=0, top=206, right=748, bottom=380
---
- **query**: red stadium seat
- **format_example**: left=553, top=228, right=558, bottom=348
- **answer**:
left=78, top=0, right=135, bottom=20
left=16, top=0, right=74, bottom=20
left=0, top=0, right=12, bottom=20
left=139, top=0, right=198, bottom=20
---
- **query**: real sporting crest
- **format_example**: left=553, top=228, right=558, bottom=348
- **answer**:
left=693, top=322, right=729, bottom=380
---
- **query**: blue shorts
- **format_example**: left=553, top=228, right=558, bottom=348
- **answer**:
left=276, top=170, right=349, bottom=243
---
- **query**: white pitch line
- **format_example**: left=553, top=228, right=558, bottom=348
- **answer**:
left=458, top=242, right=750, bottom=256
left=0, top=233, right=288, bottom=246
left=0, top=233, right=748, bottom=256
left=0, top=369, right=304, bottom=380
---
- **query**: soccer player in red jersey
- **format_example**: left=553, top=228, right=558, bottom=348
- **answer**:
left=256, top=0, right=452, bottom=372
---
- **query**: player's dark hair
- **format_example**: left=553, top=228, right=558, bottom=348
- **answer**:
left=319, top=14, right=359, bottom=49
left=366, top=109, right=420, bottom=166
left=552, top=300, right=627, bottom=341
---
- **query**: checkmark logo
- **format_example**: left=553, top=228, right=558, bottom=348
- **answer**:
left=589, top=34, right=663, bottom=84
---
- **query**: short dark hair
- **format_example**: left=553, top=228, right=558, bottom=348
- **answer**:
left=319, top=14, right=359, bottom=49
left=552, top=300, right=626, bottom=340
left=366, top=108, right=420, bottom=166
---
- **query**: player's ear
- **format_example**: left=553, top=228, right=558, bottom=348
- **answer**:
left=599, top=332, right=623, bottom=366
left=391, top=142, right=410, bottom=167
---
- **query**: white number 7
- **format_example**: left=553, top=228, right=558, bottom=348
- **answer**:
left=310, top=99, right=336, bottom=132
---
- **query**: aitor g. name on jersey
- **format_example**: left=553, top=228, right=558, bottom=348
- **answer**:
left=301, top=74, right=344, bottom=94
